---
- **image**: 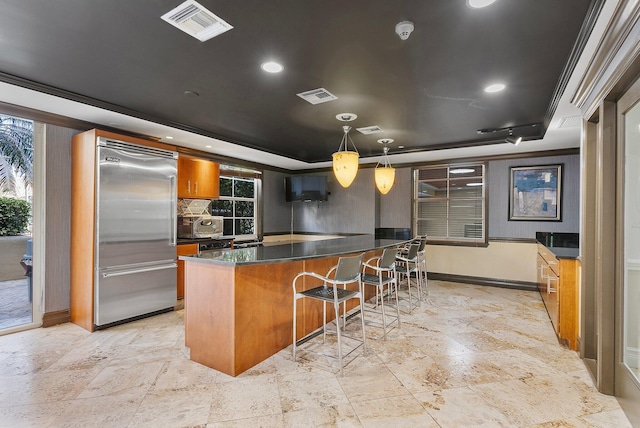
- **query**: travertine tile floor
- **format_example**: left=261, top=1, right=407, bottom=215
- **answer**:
left=0, top=281, right=633, bottom=427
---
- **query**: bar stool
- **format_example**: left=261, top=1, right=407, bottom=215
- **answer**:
left=415, top=236, right=428, bottom=300
left=361, top=247, right=401, bottom=339
left=401, top=236, right=427, bottom=300
left=292, top=253, right=366, bottom=376
left=395, top=243, right=421, bottom=314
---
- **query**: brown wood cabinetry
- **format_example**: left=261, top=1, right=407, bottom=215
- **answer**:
left=176, top=244, right=198, bottom=299
left=536, top=243, right=578, bottom=350
left=177, top=156, right=220, bottom=199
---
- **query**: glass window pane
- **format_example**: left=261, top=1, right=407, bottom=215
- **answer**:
left=417, top=200, right=447, bottom=219
left=449, top=199, right=483, bottom=219
left=423, top=219, right=448, bottom=238
left=416, top=219, right=429, bottom=236
left=219, top=177, right=233, bottom=197
left=235, top=219, right=254, bottom=235
left=211, top=200, right=233, bottom=217
left=417, top=167, right=447, bottom=180
left=234, top=179, right=254, bottom=198
left=223, top=218, right=233, bottom=235
left=450, top=187, right=482, bottom=198
left=414, top=163, right=485, bottom=243
left=449, top=219, right=483, bottom=239
left=417, top=180, right=448, bottom=198
left=234, top=201, right=254, bottom=217
left=623, top=101, right=640, bottom=381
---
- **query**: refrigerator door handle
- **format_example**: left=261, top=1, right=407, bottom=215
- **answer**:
left=101, top=263, right=178, bottom=278
left=170, top=175, right=177, bottom=247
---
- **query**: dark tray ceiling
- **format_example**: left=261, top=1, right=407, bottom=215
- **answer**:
left=0, top=0, right=598, bottom=162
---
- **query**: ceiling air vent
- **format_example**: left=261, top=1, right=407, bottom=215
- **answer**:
left=356, top=125, right=384, bottom=135
left=296, top=88, right=338, bottom=105
left=557, top=116, right=582, bottom=129
left=161, top=0, right=233, bottom=42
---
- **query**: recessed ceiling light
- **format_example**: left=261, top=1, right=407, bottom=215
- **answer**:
left=467, top=0, right=497, bottom=8
left=205, top=145, right=212, bottom=148
left=484, top=83, right=506, bottom=93
left=336, top=113, right=358, bottom=122
left=165, top=136, right=174, bottom=140
left=261, top=61, right=283, bottom=73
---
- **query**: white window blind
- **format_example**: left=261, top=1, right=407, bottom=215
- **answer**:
left=413, top=163, right=486, bottom=244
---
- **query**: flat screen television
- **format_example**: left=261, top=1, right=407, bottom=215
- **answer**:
left=285, top=175, right=328, bottom=202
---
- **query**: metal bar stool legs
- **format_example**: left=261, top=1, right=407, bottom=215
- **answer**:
left=395, top=243, right=421, bottom=314
left=292, top=253, right=366, bottom=376
left=361, top=248, right=401, bottom=339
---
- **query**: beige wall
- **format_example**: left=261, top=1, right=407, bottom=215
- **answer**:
left=426, top=241, right=538, bottom=283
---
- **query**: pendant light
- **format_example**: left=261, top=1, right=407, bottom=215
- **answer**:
left=332, top=113, right=359, bottom=188
left=375, top=139, right=395, bottom=194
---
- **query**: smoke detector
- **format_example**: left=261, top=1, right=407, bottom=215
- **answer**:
left=395, top=21, right=414, bottom=40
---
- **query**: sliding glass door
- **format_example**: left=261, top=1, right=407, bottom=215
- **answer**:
left=0, top=114, right=37, bottom=334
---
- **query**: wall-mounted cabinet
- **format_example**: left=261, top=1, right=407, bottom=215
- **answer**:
left=178, top=156, right=220, bottom=199
left=537, top=243, right=578, bottom=350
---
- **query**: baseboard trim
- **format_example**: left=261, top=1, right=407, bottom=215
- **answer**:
left=42, top=309, right=70, bottom=328
left=427, top=272, right=538, bottom=292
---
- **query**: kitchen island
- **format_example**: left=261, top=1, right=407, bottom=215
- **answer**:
left=180, top=235, right=407, bottom=376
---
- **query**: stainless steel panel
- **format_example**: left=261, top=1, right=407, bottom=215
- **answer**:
left=96, top=141, right=177, bottom=268
left=95, top=262, right=177, bottom=326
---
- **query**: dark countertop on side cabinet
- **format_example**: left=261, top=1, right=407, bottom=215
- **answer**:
left=536, top=232, right=579, bottom=260
left=179, top=235, right=408, bottom=266
left=546, top=246, right=579, bottom=259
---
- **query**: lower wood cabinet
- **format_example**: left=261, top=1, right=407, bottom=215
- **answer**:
left=177, top=244, right=198, bottom=299
left=537, top=244, right=579, bottom=350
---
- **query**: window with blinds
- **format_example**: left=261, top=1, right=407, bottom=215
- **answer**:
left=413, top=163, right=486, bottom=244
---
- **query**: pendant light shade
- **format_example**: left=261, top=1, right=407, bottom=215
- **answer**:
left=375, top=166, right=395, bottom=194
left=332, top=124, right=359, bottom=188
left=375, top=139, right=395, bottom=194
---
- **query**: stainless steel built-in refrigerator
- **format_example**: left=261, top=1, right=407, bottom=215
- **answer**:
left=94, top=138, right=177, bottom=328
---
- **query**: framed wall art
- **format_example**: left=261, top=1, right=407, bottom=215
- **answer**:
left=509, top=164, right=562, bottom=221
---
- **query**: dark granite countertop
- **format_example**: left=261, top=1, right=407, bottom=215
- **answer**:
left=179, top=235, right=408, bottom=266
left=546, top=246, right=579, bottom=259
left=536, top=232, right=579, bottom=260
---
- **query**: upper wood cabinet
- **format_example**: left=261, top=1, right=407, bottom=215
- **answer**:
left=177, top=156, right=220, bottom=199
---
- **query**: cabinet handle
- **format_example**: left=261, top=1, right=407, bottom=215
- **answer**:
left=539, top=264, right=547, bottom=280
left=195, top=181, right=198, bottom=194
left=547, top=275, right=558, bottom=294
left=187, top=180, right=191, bottom=194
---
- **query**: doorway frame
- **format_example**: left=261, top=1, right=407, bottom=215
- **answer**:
left=614, top=75, right=640, bottom=423
left=0, top=121, right=45, bottom=335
